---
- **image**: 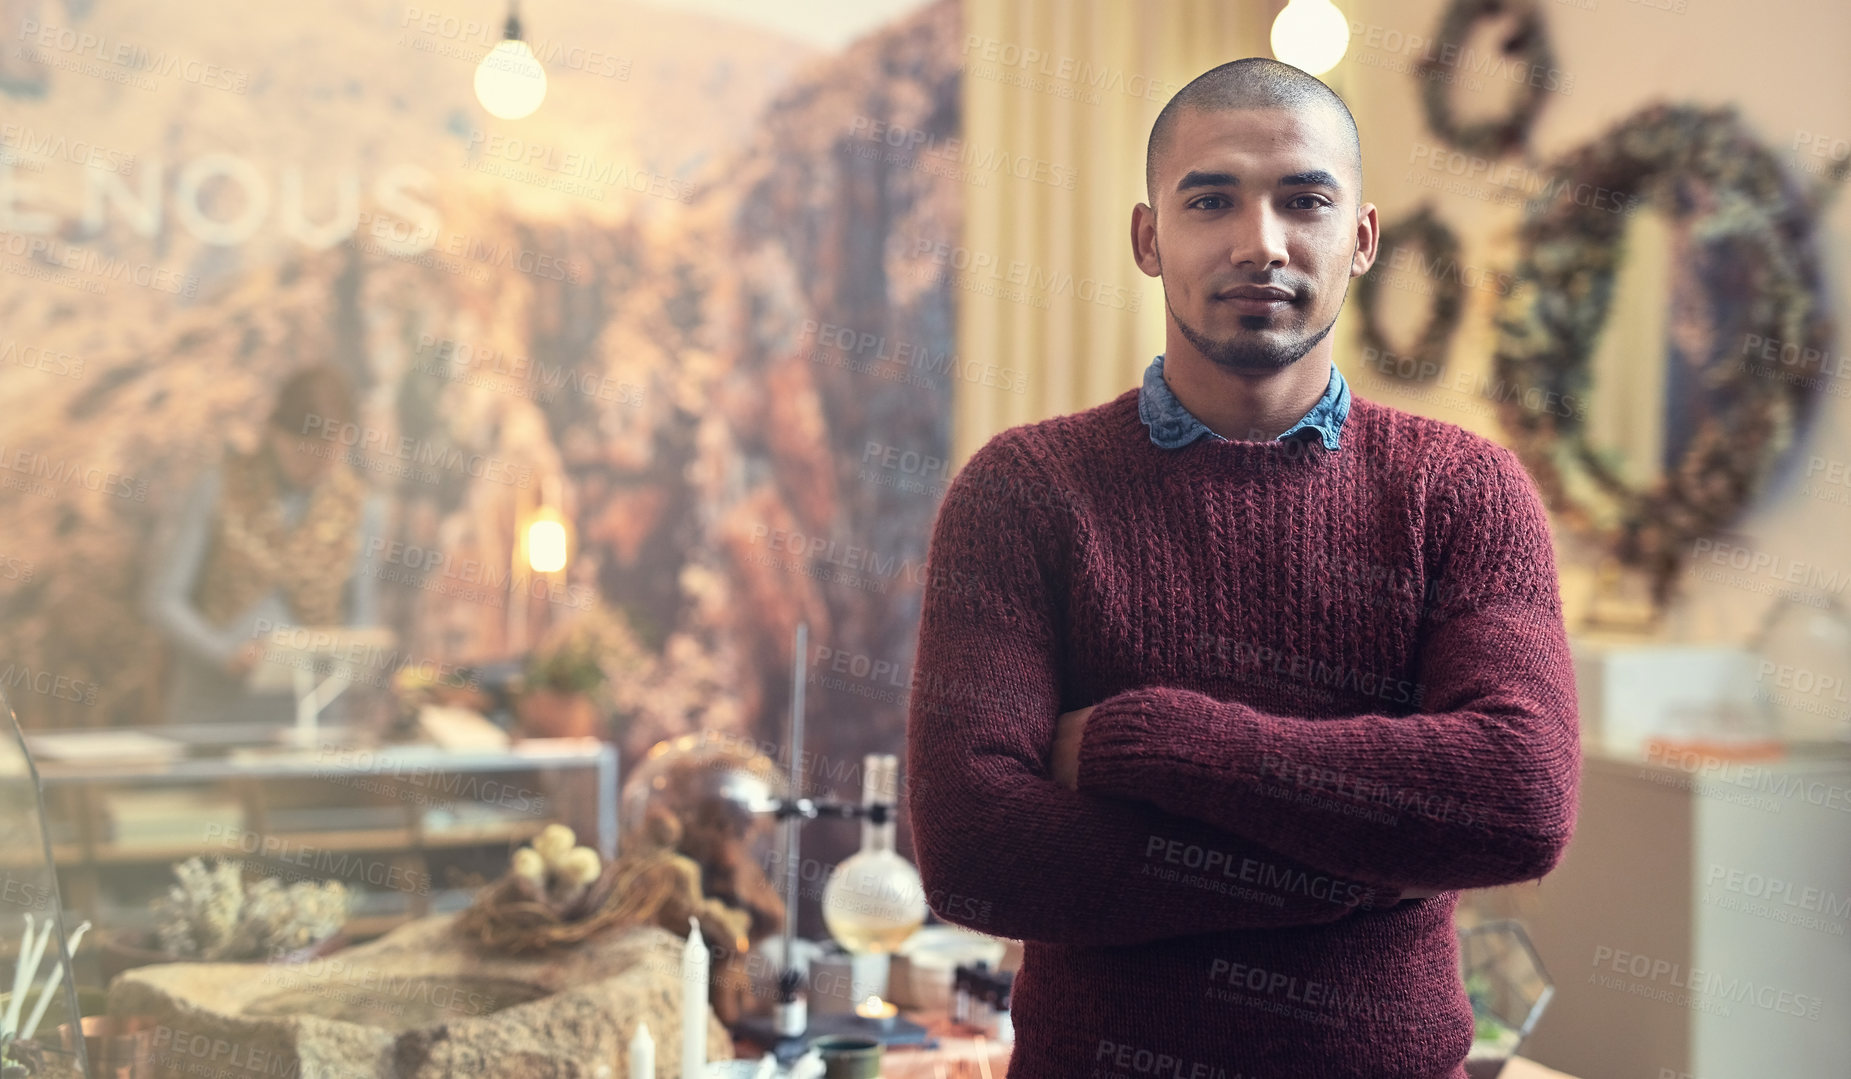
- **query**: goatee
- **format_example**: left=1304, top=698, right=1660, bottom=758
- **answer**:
left=1169, top=294, right=1337, bottom=373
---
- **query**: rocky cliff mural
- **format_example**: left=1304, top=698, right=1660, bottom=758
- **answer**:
left=0, top=0, right=958, bottom=932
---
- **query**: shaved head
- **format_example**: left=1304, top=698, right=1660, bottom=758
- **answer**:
left=1146, top=57, right=1361, bottom=207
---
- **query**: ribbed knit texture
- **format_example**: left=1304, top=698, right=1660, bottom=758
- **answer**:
left=904, top=388, right=1581, bottom=1079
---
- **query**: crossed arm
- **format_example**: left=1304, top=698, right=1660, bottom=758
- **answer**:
left=1061, top=600, right=1579, bottom=893
left=1065, top=443, right=1581, bottom=894
left=905, top=436, right=1413, bottom=949
left=906, top=435, right=1580, bottom=947
left=1050, top=706, right=1451, bottom=900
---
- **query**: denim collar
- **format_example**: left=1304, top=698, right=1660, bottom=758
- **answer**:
left=1137, top=353, right=1349, bottom=452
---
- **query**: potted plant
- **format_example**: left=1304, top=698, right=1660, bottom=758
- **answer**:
left=515, top=604, right=645, bottom=740
left=517, top=634, right=607, bottom=739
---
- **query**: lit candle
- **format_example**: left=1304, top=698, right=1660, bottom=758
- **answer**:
left=681, top=917, right=707, bottom=1079
left=628, top=1020, right=654, bottom=1078
left=854, top=994, right=898, bottom=1033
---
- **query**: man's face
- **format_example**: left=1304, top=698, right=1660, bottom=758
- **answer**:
left=1132, top=107, right=1376, bottom=374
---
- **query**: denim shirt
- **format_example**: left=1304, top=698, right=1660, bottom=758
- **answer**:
left=1138, top=353, right=1351, bottom=452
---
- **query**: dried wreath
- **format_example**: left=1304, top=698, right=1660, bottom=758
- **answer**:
left=1354, top=204, right=1465, bottom=383
left=1491, top=103, right=1843, bottom=608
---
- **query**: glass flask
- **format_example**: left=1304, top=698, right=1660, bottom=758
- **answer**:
left=821, top=754, right=925, bottom=955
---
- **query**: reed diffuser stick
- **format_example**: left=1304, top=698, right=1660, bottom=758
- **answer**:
left=20, top=920, right=89, bottom=1041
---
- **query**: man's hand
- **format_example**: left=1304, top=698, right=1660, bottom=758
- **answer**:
left=1050, top=705, right=1096, bottom=790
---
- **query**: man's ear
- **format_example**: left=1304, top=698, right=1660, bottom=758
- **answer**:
left=1131, top=203, right=1162, bottom=278
left=1350, top=202, right=1380, bottom=277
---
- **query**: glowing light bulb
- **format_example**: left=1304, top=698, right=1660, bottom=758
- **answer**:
left=475, top=35, right=546, bottom=120
left=527, top=509, right=568, bottom=573
left=1271, top=0, right=1350, bottom=77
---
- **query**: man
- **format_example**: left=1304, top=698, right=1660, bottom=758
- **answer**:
left=904, top=58, right=1579, bottom=1078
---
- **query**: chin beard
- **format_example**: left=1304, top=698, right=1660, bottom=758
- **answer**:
left=1170, top=296, right=1337, bottom=373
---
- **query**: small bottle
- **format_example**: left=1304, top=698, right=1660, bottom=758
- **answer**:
left=991, top=1003, right=1014, bottom=1045
left=953, top=960, right=987, bottom=1025
left=774, top=968, right=808, bottom=1037
left=989, top=970, right=1015, bottom=1044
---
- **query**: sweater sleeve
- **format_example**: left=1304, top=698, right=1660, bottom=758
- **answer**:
left=1075, top=440, right=1581, bottom=892
left=905, top=433, right=1404, bottom=949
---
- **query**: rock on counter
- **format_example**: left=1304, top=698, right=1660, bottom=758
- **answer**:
left=108, top=913, right=733, bottom=1078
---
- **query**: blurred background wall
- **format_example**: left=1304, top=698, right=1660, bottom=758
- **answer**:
left=957, top=0, right=1851, bottom=642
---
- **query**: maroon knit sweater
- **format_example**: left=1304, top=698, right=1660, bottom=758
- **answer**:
left=904, top=388, right=1580, bottom=1079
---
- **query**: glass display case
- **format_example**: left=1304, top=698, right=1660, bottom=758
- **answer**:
left=21, top=723, right=616, bottom=975
left=1, top=688, right=88, bottom=1079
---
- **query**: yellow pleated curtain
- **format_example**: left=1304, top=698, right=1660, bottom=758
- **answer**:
left=954, top=0, right=1294, bottom=465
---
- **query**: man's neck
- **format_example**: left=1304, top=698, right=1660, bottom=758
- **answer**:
left=1161, top=345, right=1332, bottom=443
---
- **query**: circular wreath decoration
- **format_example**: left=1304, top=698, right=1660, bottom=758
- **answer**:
left=1354, top=204, right=1466, bottom=383
left=1417, top=0, right=1558, bottom=159
left=1491, top=102, right=1840, bottom=610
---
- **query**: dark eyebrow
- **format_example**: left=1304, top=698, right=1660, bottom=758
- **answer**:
left=1175, top=168, right=1343, bottom=194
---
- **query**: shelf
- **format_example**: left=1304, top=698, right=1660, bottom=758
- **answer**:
left=53, top=819, right=552, bottom=866
left=61, top=829, right=555, bottom=869
left=420, top=820, right=547, bottom=848
left=33, top=737, right=615, bottom=783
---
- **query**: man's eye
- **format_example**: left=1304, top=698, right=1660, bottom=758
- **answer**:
left=1190, top=195, right=1229, bottom=210
left=1287, top=195, right=1330, bottom=210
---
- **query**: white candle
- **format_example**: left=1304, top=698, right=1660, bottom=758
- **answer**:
left=681, top=916, right=707, bottom=1079
left=628, top=1020, right=654, bottom=1078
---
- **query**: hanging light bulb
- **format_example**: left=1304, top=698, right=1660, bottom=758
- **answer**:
left=475, top=1, right=546, bottom=120
left=527, top=505, right=568, bottom=573
left=1271, top=0, right=1350, bottom=77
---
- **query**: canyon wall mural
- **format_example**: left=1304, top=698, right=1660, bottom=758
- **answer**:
left=0, top=0, right=960, bottom=933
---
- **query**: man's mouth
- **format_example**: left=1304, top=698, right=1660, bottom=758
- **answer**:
left=1217, top=287, right=1295, bottom=314
left=1218, top=286, right=1294, bottom=302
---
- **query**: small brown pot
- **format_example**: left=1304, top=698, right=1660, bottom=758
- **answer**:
left=515, top=689, right=602, bottom=739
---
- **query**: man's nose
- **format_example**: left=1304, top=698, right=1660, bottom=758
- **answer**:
left=1229, top=204, right=1288, bottom=271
